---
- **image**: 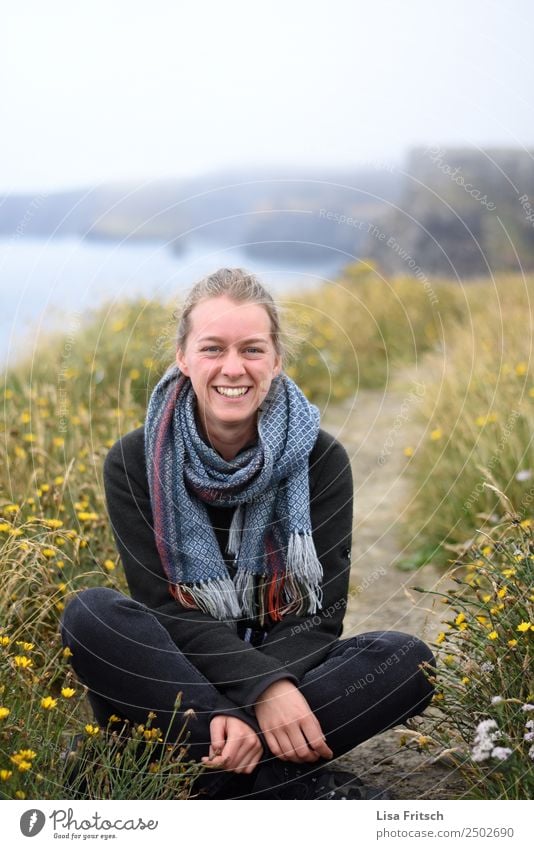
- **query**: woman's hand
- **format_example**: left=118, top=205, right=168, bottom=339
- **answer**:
left=201, top=715, right=264, bottom=774
left=254, top=679, right=334, bottom=763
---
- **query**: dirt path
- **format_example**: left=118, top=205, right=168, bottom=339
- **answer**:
left=320, top=365, right=467, bottom=799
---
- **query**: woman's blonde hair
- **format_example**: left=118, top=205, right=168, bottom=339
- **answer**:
left=175, top=267, right=294, bottom=363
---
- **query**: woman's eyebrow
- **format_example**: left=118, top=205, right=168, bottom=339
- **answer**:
left=197, top=336, right=268, bottom=344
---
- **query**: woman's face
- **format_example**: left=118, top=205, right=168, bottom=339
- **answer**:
left=176, top=295, right=282, bottom=437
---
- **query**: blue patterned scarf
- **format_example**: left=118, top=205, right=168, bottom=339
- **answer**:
left=145, top=364, right=323, bottom=625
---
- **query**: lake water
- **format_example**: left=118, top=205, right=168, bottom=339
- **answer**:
left=0, top=236, right=345, bottom=368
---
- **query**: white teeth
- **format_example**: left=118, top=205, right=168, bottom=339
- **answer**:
left=215, top=386, right=249, bottom=397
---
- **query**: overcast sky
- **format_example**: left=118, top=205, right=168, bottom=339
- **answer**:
left=2, top=0, right=533, bottom=193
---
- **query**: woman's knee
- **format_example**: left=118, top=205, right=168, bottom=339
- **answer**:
left=60, top=587, right=133, bottom=649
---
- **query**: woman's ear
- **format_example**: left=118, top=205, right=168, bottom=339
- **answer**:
left=176, top=348, right=189, bottom=376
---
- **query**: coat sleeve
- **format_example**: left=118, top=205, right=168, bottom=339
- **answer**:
left=102, top=429, right=297, bottom=723
left=255, top=436, right=353, bottom=679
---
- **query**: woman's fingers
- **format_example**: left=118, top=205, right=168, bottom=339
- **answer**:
left=301, top=716, right=333, bottom=759
left=208, top=715, right=227, bottom=757
left=205, top=716, right=264, bottom=773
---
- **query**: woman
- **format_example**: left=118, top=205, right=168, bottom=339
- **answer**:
left=61, top=267, right=435, bottom=800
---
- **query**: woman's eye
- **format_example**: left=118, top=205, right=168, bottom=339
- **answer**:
left=245, top=347, right=263, bottom=354
left=201, top=346, right=221, bottom=353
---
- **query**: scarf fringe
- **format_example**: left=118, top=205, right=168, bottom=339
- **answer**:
left=227, top=503, right=244, bottom=558
left=171, top=577, right=241, bottom=622
left=233, top=569, right=256, bottom=619
left=286, top=531, right=324, bottom=614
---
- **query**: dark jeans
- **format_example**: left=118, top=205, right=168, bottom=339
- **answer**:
left=60, top=587, right=436, bottom=799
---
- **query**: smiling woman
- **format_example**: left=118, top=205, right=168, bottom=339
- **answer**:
left=60, top=267, right=436, bottom=800
left=175, top=294, right=282, bottom=461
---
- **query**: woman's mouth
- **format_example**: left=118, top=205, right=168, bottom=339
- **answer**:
left=214, top=386, right=251, bottom=397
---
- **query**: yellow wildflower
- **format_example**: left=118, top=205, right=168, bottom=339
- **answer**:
left=15, top=641, right=34, bottom=651
left=77, top=512, right=99, bottom=522
left=15, top=791, right=26, bottom=799
left=62, top=647, right=73, bottom=659
left=85, top=724, right=100, bottom=736
left=436, top=632, right=446, bottom=644
left=508, top=639, right=518, bottom=647
left=143, top=728, right=162, bottom=741
left=481, top=546, right=493, bottom=556
left=54, top=475, right=65, bottom=486
left=16, top=749, right=36, bottom=760
left=0, top=636, right=10, bottom=646
left=4, top=504, right=19, bottom=514
left=461, top=677, right=470, bottom=685
left=61, top=687, right=76, bottom=698
left=42, top=518, right=63, bottom=529
left=476, top=615, right=488, bottom=624
left=403, top=446, right=414, bottom=457
left=53, top=437, right=65, bottom=448
left=13, top=655, right=33, bottom=668
left=0, top=770, right=13, bottom=781
left=8, top=528, right=23, bottom=537
left=455, top=612, right=466, bottom=625
left=502, top=568, right=516, bottom=578
left=0, top=707, right=10, bottom=720
left=517, top=621, right=532, bottom=633
left=103, top=559, right=115, bottom=572
left=23, top=433, right=36, bottom=442
left=497, top=587, right=507, bottom=598
left=0, top=523, right=10, bottom=532
left=129, top=369, right=141, bottom=380
left=41, top=549, right=56, bottom=559
left=40, top=696, right=57, bottom=710
left=458, top=622, right=468, bottom=631
left=488, top=631, right=499, bottom=640
left=520, top=519, right=532, bottom=529
left=430, top=428, right=442, bottom=441
left=14, top=760, right=32, bottom=772
left=515, top=361, right=527, bottom=376
left=482, top=594, right=492, bottom=602
left=108, top=715, right=122, bottom=723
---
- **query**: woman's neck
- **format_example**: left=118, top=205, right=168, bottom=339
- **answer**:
left=196, top=412, right=257, bottom=461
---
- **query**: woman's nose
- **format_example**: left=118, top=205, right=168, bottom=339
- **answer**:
left=220, top=348, right=245, bottom=376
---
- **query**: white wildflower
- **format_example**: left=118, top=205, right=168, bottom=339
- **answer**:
left=515, top=469, right=532, bottom=482
left=491, top=746, right=512, bottom=761
left=480, top=662, right=495, bottom=673
left=522, top=704, right=534, bottom=712
left=491, top=696, right=504, bottom=705
left=471, top=719, right=499, bottom=763
left=524, top=731, right=534, bottom=743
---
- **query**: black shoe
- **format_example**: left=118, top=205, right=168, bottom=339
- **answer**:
left=250, top=761, right=392, bottom=800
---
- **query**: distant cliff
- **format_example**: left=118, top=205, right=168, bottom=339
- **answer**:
left=363, top=147, right=534, bottom=278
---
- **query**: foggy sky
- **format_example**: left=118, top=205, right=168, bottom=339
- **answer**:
left=2, top=0, right=533, bottom=193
